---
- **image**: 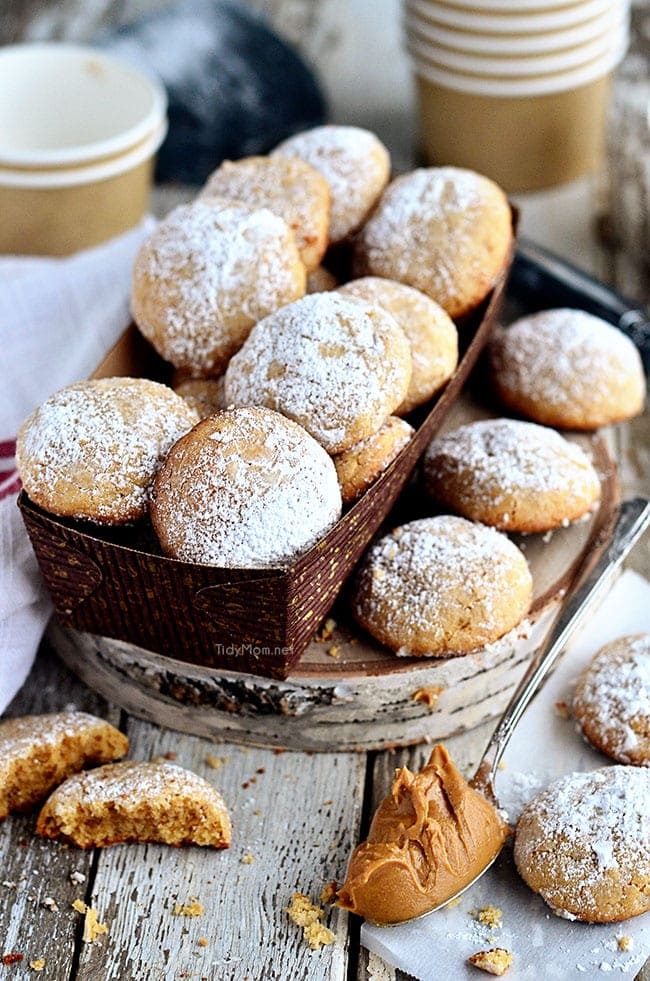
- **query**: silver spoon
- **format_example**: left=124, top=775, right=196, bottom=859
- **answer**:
left=394, top=495, right=650, bottom=924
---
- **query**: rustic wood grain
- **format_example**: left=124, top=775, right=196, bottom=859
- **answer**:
left=72, top=717, right=365, bottom=980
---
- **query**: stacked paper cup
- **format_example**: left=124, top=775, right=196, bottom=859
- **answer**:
left=403, top=0, right=631, bottom=191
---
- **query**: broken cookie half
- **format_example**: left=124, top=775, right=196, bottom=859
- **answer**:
left=0, top=712, right=129, bottom=820
left=36, top=760, right=232, bottom=849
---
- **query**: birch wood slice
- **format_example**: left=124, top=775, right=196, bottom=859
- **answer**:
left=50, top=398, right=620, bottom=753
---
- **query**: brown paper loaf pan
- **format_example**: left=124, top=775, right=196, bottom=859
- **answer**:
left=19, top=224, right=514, bottom=679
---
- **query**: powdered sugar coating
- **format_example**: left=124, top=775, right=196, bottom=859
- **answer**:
left=514, top=766, right=650, bottom=922
left=423, top=418, right=601, bottom=532
left=151, top=406, right=342, bottom=568
left=224, top=292, right=412, bottom=453
left=16, top=378, right=198, bottom=524
left=131, top=199, right=306, bottom=376
left=352, top=515, right=532, bottom=656
left=573, top=634, right=650, bottom=766
left=490, top=309, right=646, bottom=430
left=272, top=125, right=390, bottom=243
left=354, top=167, right=512, bottom=318
left=199, top=155, right=330, bottom=271
left=338, top=277, right=458, bottom=413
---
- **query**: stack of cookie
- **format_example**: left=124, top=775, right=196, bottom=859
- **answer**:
left=18, top=125, right=518, bottom=575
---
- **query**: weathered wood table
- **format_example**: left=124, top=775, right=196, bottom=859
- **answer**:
left=2, top=8, right=650, bottom=979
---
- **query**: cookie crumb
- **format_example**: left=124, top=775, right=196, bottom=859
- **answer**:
left=173, top=898, right=204, bottom=917
left=29, top=959, right=46, bottom=972
left=320, top=881, right=338, bottom=904
left=468, top=948, right=513, bottom=975
left=497, top=761, right=507, bottom=771
left=472, top=906, right=503, bottom=929
left=617, top=936, right=633, bottom=952
left=205, top=754, right=227, bottom=770
left=327, top=645, right=341, bottom=659
left=241, top=854, right=255, bottom=865
left=317, top=618, right=337, bottom=642
left=444, top=895, right=462, bottom=909
left=286, top=892, right=335, bottom=950
left=197, top=938, right=208, bottom=948
left=411, top=685, right=445, bottom=708
left=72, top=901, right=109, bottom=943
left=554, top=700, right=570, bottom=719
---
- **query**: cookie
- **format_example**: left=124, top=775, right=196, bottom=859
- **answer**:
left=36, top=761, right=231, bottom=849
left=173, top=377, right=227, bottom=419
left=489, top=309, right=646, bottom=430
left=0, top=713, right=128, bottom=820
left=354, top=167, right=512, bottom=319
left=16, top=378, right=198, bottom=524
left=338, top=277, right=458, bottom=413
left=200, top=155, right=330, bottom=271
left=423, top=418, right=601, bottom=532
left=307, top=265, right=338, bottom=293
left=573, top=634, right=650, bottom=766
left=151, top=406, right=342, bottom=567
left=272, top=125, right=390, bottom=243
left=514, top=766, right=650, bottom=922
left=131, top=199, right=306, bottom=377
left=333, top=416, right=414, bottom=504
left=352, top=515, right=532, bottom=656
left=224, top=292, right=412, bottom=453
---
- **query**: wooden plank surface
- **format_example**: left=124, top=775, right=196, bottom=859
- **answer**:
left=0, top=647, right=366, bottom=981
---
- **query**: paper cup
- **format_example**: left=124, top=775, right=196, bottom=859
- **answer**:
left=404, top=6, right=628, bottom=55
left=406, top=22, right=628, bottom=76
left=406, top=0, right=616, bottom=34
left=412, top=30, right=626, bottom=192
left=0, top=43, right=167, bottom=255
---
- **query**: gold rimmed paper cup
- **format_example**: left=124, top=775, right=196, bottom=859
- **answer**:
left=0, top=43, right=167, bottom=255
left=410, top=40, right=626, bottom=191
left=404, top=5, right=628, bottom=55
left=406, top=0, right=618, bottom=35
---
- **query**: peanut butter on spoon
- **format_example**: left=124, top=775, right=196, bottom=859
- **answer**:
left=336, top=744, right=509, bottom=926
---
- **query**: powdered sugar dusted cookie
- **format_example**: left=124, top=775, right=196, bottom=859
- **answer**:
left=334, top=416, right=414, bottom=504
left=514, top=766, right=650, bottom=922
left=489, top=309, right=646, bottom=430
left=224, top=292, right=412, bottom=453
left=338, top=277, right=458, bottom=413
left=423, top=418, right=601, bottom=532
left=272, top=125, right=390, bottom=243
left=352, top=515, right=532, bottom=656
left=200, top=155, right=330, bottom=271
left=37, top=761, right=231, bottom=849
left=16, top=378, right=198, bottom=524
left=354, top=167, right=512, bottom=319
left=0, top=712, right=128, bottom=819
left=151, top=406, right=341, bottom=567
left=573, top=634, right=650, bottom=766
left=131, top=199, right=306, bottom=377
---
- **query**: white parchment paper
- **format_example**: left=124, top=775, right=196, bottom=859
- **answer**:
left=361, top=569, right=650, bottom=980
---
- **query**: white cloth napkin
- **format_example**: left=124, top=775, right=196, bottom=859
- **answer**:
left=0, top=219, right=154, bottom=714
left=362, top=568, right=650, bottom=980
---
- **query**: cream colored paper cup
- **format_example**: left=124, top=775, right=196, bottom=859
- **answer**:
left=406, top=22, right=628, bottom=76
left=404, top=6, right=628, bottom=55
left=406, top=0, right=617, bottom=34
left=0, top=43, right=167, bottom=255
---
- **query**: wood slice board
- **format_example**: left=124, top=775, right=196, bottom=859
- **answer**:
left=50, top=398, right=621, bottom=752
